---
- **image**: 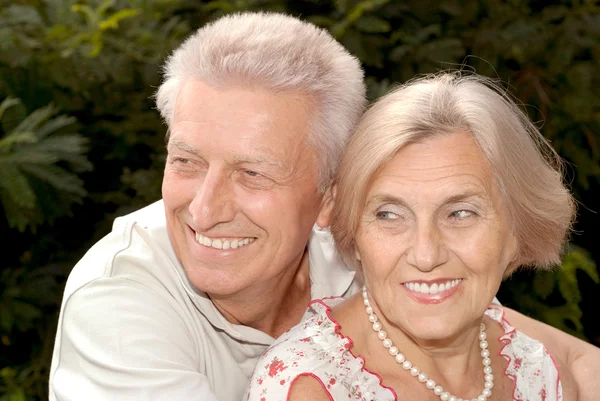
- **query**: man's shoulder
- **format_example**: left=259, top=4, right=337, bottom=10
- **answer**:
left=63, top=200, right=175, bottom=300
left=112, top=200, right=166, bottom=231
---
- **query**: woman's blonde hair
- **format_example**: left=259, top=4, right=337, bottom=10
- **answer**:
left=331, top=72, right=576, bottom=273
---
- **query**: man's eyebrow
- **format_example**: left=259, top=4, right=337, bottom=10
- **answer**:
left=168, top=140, right=284, bottom=169
left=167, top=139, right=201, bottom=156
left=232, top=154, right=284, bottom=169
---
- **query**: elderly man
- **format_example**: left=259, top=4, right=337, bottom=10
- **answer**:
left=49, top=11, right=600, bottom=401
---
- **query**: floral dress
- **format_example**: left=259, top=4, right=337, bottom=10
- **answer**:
left=244, top=298, right=562, bottom=401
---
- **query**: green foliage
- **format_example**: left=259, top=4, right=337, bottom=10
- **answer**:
left=0, top=97, right=91, bottom=232
left=0, top=1, right=599, bottom=400
left=502, top=246, right=600, bottom=340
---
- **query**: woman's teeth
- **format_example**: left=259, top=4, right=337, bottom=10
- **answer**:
left=195, top=233, right=255, bottom=249
left=404, top=279, right=462, bottom=295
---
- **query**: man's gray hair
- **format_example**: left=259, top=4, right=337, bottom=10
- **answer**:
left=155, top=12, right=366, bottom=190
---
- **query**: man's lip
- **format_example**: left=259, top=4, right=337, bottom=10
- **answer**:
left=187, top=225, right=255, bottom=239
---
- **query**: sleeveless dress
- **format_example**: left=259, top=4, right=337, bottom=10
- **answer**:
left=244, top=298, right=562, bottom=401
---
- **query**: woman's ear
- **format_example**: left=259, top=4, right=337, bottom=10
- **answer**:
left=354, top=247, right=361, bottom=261
left=316, top=185, right=336, bottom=228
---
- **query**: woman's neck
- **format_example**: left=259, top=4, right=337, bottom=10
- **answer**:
left=334, top=294, right=502, bottom=398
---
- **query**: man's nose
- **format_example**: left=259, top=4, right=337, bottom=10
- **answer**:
left=189, top=168, right=236, bottom=231
left=406, top=221, right=449, bottom=272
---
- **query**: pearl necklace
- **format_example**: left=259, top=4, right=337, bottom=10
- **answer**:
left=362, top=287, right=494, bottom=401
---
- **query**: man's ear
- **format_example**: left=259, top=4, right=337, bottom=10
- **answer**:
left=316, top=186, right=336, bottom=229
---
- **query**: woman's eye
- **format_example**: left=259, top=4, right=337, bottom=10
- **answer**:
left=376, top=211, right=399, bottom=220
left=451, top=210, right=474, bottom=219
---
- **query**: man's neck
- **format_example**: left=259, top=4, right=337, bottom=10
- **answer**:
left=208, top=249, right=312, bottom=338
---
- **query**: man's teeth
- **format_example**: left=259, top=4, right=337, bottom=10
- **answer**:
left=404, top=279, right=462, bottom=295
left=195, top=233, right=255, bottom=250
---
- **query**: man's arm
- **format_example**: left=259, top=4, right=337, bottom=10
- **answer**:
left=503, top=306, right=600, bottom=400
left=49, top=277, right=218, bottom=401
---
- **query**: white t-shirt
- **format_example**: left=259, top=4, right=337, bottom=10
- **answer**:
left=49, top=200, right=360, bottom=401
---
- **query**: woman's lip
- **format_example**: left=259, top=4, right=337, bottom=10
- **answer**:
left=401, top=278, right=462, bottom=285
left=403, top=281, right=462, bottom=304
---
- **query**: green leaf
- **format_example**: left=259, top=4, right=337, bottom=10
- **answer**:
left=1, top=5, right=43, bottom=26
left=21, top=164, right=87, bottom=197
left=532, top=270, right=555, bottom=300
left=0, top=165, right=36, bottom=208
left=13, top=300, right=43, bottom=321
left=36, top=115, right=77, bottom=140
left=356, top=16, right=391, bottom=33
left=0, top=304, right=14, bottom=333
left=9, top=104, right=56, bottom=138
left=99, top=9, right=140, bottom=31
left=0, top=132, right=37, bottom=151
left=0, top=98, right=21, bottom=121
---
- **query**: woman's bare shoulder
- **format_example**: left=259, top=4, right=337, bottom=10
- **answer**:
left=287, top=375, right=332, bottom=401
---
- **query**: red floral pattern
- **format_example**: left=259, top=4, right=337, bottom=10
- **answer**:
left=245, top=299, right=562, bottom=401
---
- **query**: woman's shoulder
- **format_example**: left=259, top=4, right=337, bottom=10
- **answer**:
left=245, top=297, right=395, bottom=401
left=485, top=305, right=566, bottom=401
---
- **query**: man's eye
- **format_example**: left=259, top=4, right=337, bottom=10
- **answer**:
left=376, top=211, right=399, bottom=220
left=245, top=170, right=261, bottom=177
left=172, top=157, right=190, bottom=164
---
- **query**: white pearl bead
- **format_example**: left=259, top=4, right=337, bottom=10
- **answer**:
left=361, top=288, right=493, bottom=401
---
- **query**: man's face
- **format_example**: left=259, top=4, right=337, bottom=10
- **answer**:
left=162, top=80, right=324, bottom=297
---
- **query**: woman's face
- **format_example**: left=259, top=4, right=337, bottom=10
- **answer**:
left=355, top=131, right=517, bottom=342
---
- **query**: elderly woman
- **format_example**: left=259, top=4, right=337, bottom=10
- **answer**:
left=244, top=73, right=578, bottom=401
